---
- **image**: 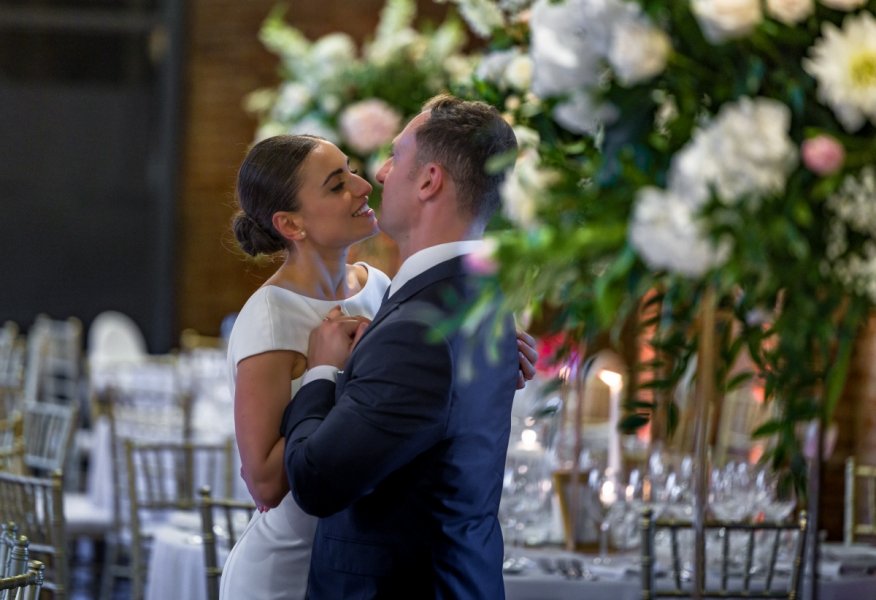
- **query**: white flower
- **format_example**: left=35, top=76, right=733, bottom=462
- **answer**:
left=630, top=187, right=732, bottom=277
left=444, top=55, right=478, bottom=85
left=253, top=121, right=288, bottom=143
left=501, top=148, right=557, bottom=227
left=319, top=95, right=342, bottom=116
left=476, top=49, right=517, bottom=84
left=765, top=0, right=814, bottom=25
left=271, top=83, right=312, bottom=121
left=825, top=168, right=876, bottom=302
left=453, top=0, right=507, bottom=37
left=607, top=16, right=671, bottom=86
left=338, top=99, right=402, bottom=154
left=804, top=12, right=876, bottom=132
left=505, top=54, right=534, bottom=91
left=819, top=0, right=867, bottom=10
left=691, top=0, right=763, bottom=44
left=553, top=90, right=617, bottom=136
left=512, top=125, right=541, bottom=150
left=310, top=33, right=357, bottom=67
left=529, top=0, right=603, bottom=98
left=286, top=117, right=339, bottom=144
left=669, top=97, right=797, bottom=206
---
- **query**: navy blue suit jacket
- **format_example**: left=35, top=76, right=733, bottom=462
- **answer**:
left=280, top=256, right=519, bottom=599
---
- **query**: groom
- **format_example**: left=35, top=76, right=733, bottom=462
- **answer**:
left=280, top=94, right=520, bottom=599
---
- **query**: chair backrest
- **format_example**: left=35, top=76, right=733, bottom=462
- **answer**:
left=87, top=311, right=148, bottom=372
left=23, top=315, right=82, bottom=407
left=0, top=413, right=25, bottom=475
left=197, top=486, right=255, bottom=600
left=844, top=456, right=876, bottom=544
left=21, top=402, right=78, bottom=475
left=0, top=523, right=25, bottom=579
left=640, top=507, right=808, bottom=599
left=0, top=471, right=67, bottom=598
left=124, top=438, right=234, bottom=600
left=0, top=560, right=45, bottom=600
left=0, top=323, right=25, bottom=418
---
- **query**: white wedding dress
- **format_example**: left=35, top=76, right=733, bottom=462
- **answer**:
left=220, top=263, right=389, bottom=600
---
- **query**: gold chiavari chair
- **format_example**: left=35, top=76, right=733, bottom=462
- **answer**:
left=0, top=529, right=45, bottom=600
left=0, top=560, right=45, bottom=600
left=197, top=486, right=255, bottom=600
left=844, top=456, right=876, bottom=544
left=0, top=471, right=67, bottom=599
left=640, top=507, right=808, bottom=600
left=0, top=413, right=25, bottom=475
left=125, top=438, right=234, bottom=600
left=21, top=402, right=78, bottom=476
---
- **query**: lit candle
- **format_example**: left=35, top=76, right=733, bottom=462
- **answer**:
left=598, top=369, right=623, bottom=478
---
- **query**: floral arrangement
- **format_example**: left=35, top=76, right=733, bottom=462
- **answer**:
left=246, top=0, right=473, bottom=186
left=454, top=0, right=876, bottom=482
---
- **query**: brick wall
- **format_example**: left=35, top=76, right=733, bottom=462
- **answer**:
left=176, top=0, right=447, bottom=337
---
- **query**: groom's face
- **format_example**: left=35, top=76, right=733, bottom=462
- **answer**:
left=375, top=111, right=429, bottom=240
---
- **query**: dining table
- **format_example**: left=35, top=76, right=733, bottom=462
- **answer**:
left=142, top=528, right=876, bottom=600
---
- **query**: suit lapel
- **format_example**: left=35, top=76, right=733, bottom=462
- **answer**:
left=356, top=256, right=466, bottom=347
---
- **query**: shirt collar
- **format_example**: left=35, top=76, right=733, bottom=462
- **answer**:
left=387, top=240, right=484, bottom=298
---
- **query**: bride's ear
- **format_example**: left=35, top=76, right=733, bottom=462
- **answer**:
left=272, top=211, right=306, bottom=241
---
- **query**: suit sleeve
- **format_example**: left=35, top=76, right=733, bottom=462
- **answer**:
left=281, top=317, right=452, bottom=517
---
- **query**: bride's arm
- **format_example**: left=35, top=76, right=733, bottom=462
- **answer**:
left=234, top=349, right=307, bottom=508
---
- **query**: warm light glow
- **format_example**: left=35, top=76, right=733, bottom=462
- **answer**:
left=598, top=369, right=623, bottom=391
left=520, top=428, right=538, bottom=446
left=599, top=479, right=618, bottom=505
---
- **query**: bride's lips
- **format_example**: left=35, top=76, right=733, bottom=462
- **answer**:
left=352, top=201, right=373, bottom=217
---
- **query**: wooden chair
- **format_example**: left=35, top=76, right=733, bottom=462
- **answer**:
left=125, top=438, right=234, bottom=600
left=844, top=456, right=876, bottom=544
left=197, top=486, right=255, bottom=600
left=0, top=471, right=68, bottom=598
left=640, top=507, right=808, bottom=599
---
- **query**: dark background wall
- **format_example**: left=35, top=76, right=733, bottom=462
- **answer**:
left=0, top=0, right=448, bottom=352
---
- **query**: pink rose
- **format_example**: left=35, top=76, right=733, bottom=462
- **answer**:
left=801, top=135, right=845, bottom=176
left=338, top=99, right=402, bottom=155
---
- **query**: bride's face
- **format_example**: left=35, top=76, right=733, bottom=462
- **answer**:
left=291, top=140, right=378, bottom=250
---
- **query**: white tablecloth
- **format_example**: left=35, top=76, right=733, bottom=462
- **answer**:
left=142, top=535, right=876, bottom=600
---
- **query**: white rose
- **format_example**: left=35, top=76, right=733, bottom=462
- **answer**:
left=691, top=0, right=763, bottom=44
left=530, top=0, right=602, bottom=97
left=819, top=0, right=866, bottom=10
left=553, top=90, right=618, bottom=136
left=608, top=17, right=671, bottom=86
left=765, top=0, right=814, bottom=25
left=707, top=97, right=797, bottom=202
left=630, top=187, right=731, bottom=277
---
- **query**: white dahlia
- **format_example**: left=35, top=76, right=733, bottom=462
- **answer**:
left=804, top=12, right=876, bottom=132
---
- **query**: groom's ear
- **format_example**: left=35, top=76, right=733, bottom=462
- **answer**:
left=416, top=162, right=444, bottom=202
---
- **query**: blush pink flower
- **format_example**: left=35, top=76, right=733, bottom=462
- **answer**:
left=463, top=239, right=499, bottom=276
left=801, top=134, right=846, bottom=175
left=338, top=99, right=403, bottom=155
